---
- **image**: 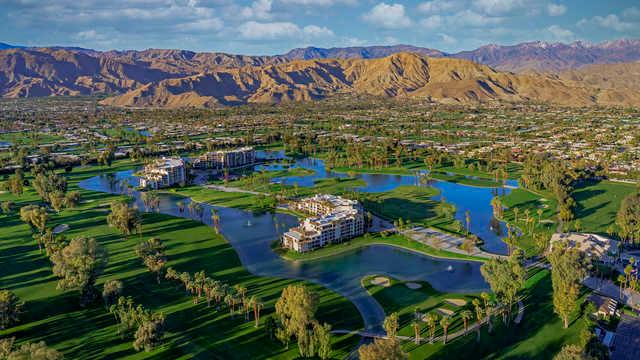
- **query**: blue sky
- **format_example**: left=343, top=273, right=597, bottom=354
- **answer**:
left=1, top=0, right=639, bottom=54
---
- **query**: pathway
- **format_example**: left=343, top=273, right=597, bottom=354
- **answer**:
left=403, top=226, right=508, bottom=260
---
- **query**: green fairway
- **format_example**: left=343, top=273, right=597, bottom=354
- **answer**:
left=368, top=269, right=587, bottom=359
left=0, top=164, right=363, bottom=359
left=360, top=185, right=459, bottom=234
left=0, top=131, right=65, bottom=145
left=500, top=188, right=558, bottom=256
left=363, top=275, right=478, bottom=343
left=572, top=180, right=637, bottom=235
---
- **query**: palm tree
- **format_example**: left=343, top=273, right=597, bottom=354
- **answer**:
left=472, top=298, right=483, bottom=342
left=425, top=313, right=438, bottom=344
left=465, top=210, right=471, bottom=236
left=413, top=321, right=421, bottom=344
left=250, top=296, right=264, bottom=327
left=513, top=207, right=520, bottom=223
left=461, top=310, right=472, bottom=334
left=481, top=292, right=493, bottom=333
left=440, top=316, right=451, bottom=344
left=618, top=274, right=626, bottom=300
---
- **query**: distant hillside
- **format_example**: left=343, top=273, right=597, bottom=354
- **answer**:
left=283, top=45, right=446, bottom=60
left=99, top=53, right=640, bottom=108
left=453, top=39, right=640, bottom=73
left=560, top=61, right=640, bottom=92
left=0, top=43, right=23, bottom=50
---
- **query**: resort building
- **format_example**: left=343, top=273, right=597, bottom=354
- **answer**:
left=139, top=157, right=186, bottom=189
left=550, top=233, right=619, bottom=262
left=282, top=194, right=365, bottom=253
left=193, top=146, right=255, bottom=170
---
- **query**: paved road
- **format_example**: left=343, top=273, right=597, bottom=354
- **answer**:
left=403, top=226, right=507, bottom=260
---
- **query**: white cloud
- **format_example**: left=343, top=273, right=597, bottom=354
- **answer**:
left=472, top=0, right=524, bottom=16
left=417, top=0, right=458, bottom=14
left=579, top=14, right=636, bottom=32
left=175, top=18, right=224, bottom=32
left=362, top=3, right=412, bottom=29
left=546, top=25, right=573, bottom=41
left=623, top=7, right=640, bottom=19
left=240, top=0, right=273, bottom=20
left=420, top=15, right=443, bottom=29
left=302, top=25, right=335, bottom=38
left=438, top=33, right=457, bottom=45
left=279, top=0, right=357, bottom=6
left=547, top=3, right=566, bottom=17
left=451, top=10, right=503, bottom=27
left=238, top=21, right=334, bottom=40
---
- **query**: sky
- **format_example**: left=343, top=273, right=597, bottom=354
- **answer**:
left=1, top=0, right=640, bottom=55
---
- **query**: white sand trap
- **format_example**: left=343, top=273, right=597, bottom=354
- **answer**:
left=406, top=282, right=422, bottom=289
left=437, top=308, right=455, bottom=316
left=371, top=276, right=391, bottom=287
left=53, top=224, right=69, bottom=234
left=446, top=298, right=467, bottom=307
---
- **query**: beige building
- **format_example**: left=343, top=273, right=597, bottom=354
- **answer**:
left=282, top=194, right=365, bottom=253
left=139, top=157, right=186, bottom=189
left=193, top=146, right=255, bottom=170
left=550, top=232, right=619, bottom=262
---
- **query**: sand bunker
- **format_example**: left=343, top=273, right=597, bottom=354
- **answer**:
left=437, top=308, right=455, bottom=316
left=406, top=282, right=422, bottom=289
left=52, top=224, right=69, bottom=234
left=445, top=298, right=467, bottom=307
left=370, top=276, right=391, bottom=287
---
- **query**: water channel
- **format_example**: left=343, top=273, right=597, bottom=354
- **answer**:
left=78, top=152, right=517, bottom=331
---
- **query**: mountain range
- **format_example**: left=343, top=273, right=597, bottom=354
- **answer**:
left=2, top=39, right=640, bottom=107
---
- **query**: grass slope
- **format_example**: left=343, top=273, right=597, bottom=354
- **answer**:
left=0, top=162, right=362, bottom=359
left=572, top=180, right=637, bottom=235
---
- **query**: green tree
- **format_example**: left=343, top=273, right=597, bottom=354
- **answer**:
left=107, top=201, right=141, bottom=236
left=440, top=316, right=451, bottom=344
left=425, top=312, right=438, bottom=343
left=553, top=344, right=592, bottom=360
left=135, top=238, right=167, bottom=284
left=3, top=340, right=63, bottom=360
left=102, top=280, right=123, bottom=308
left=274, top=285, right=319, bottom=353
left=358, top=338, right=406, bottom=360
left=133, top=314, right=165, bottom=352
left=548, top=241, right=586, bottom=328
left=461, top=310, right=473, bottom=334
left=313, top=322, right=332, bottom=360
left=19, top=205, right=48, bottom=252
left=480, top=252, right=526, bottom=324
left=50, top=237, right=108, bottom=306
left=616, top=192, right=640, bottom=245
left=0, top=290, right=23, bottom=330
left=383, top=312, right=399, bottom=339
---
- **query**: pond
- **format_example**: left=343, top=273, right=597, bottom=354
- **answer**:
left=256, top=151, right=515, bottom=255
left=79, top=169, right=489, bottom=331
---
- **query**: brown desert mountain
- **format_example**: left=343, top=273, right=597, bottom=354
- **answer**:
left=3, top=45, right=640, bottom=107
left=99, top=53, right=640, bottom=108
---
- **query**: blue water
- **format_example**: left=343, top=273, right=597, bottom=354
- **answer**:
left=256, top=151, right=513, bottom=255
left=79, top=169, right=489, bottom=331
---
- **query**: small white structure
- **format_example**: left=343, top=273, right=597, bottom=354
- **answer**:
left=550, top=232, right=619, bottom=262
left=282, top=194, right=365, bottom=253
left=139, top=157, right=186, bottom=189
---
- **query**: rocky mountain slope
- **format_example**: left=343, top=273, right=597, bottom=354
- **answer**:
left=559, top=61, right=640, bottom=92
left=99, top=53, right=640, bottom=108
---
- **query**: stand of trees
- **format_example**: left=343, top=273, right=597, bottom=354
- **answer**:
left=274, top=285, right=333, bottom=359
left=0, top=290, right=23, bottom=330
left=107, top=201, right=141, bottom=236
left=480, top=251, right=526, bottom=325
left=548, top=241, right=587, bottom=328
left=616, top=192, right=640, bottom=245
left=109, top=296, right=165, bottom=352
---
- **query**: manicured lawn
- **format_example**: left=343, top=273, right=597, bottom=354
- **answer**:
left=500, top=188, right=558, bottom=256
left=275, top=234, right=486, bottom=263
left=166, top=186, right=266, bottom=212
left=363, top=275, right=478, bottom=341
left=0, top=164, right=363, bottom=359
left=360, top=185, right=459, bottom=234
left=0, top=131, right=65, bottom=145
left=377, top=268, right=588, bottom=359
left=572, top=180, right=637, bottom=235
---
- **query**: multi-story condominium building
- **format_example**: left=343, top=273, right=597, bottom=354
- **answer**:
left=139, top=157, right=186, bottom=189
left=282, top=194, right=365, bottom=253
left=193, top=146, right=255, bottom=170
